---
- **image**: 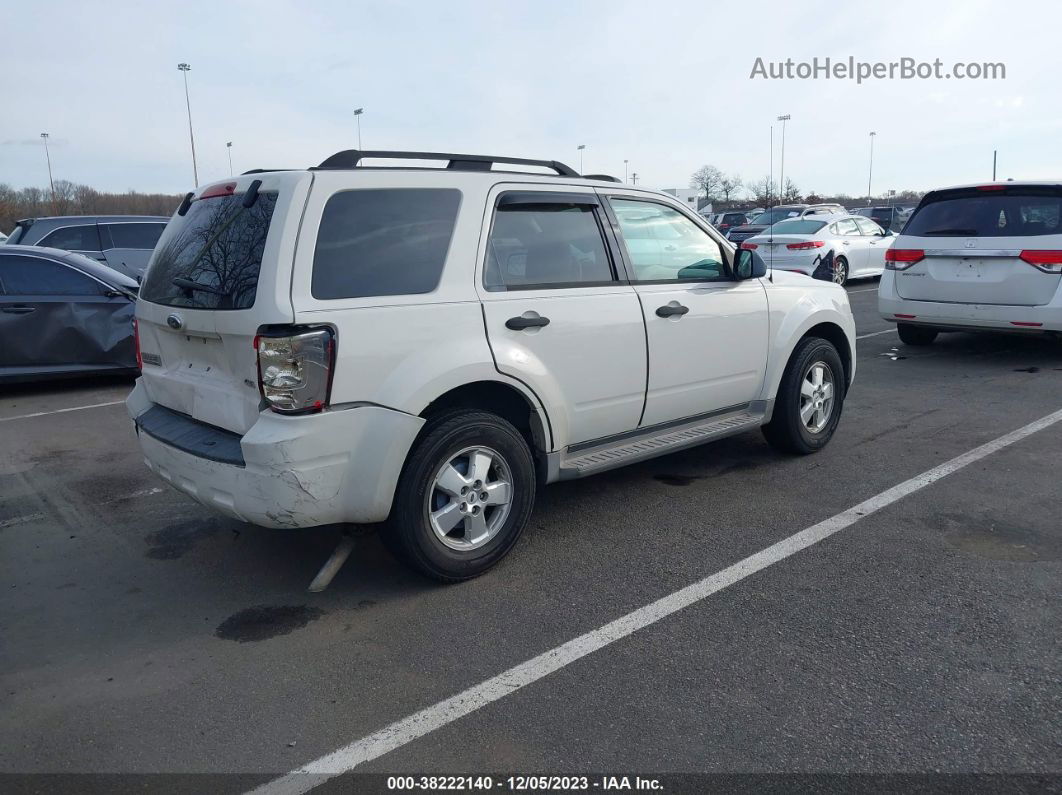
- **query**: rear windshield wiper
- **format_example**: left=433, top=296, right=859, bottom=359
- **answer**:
left=172, top=276, right=224, bottom=295
left=921, top=228, right=979, bottom=236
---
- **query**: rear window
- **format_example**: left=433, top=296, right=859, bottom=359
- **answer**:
left=312, top=189, right=460, bottom=300
left=904, top=188, right=1062, bottom=238
left=139, top=192, right=278, bottom=310
left=752, top=207, right=802, bottom=225
left=766, top=219, right=826, bottom=235
left=38, top=224, right=102, bottom=252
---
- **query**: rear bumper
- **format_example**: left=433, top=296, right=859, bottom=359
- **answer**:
left=126, top=380, right=424, bottom=529
left=878, top=273, right=1062, bottom=332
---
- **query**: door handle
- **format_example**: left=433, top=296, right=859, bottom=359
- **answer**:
left=842, top=240, right=851, bottom=245
left=655, top=303, right=689, bottom=318
left=2, top=305, right=36, bottom=314
left=663, top=245, right=677, bottom=251
left=506, top=315, right=550, bottom=330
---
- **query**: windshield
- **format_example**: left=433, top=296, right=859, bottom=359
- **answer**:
left=751, top=208, right=802, bottom=225
left=766, top=219, right=826, bottom=235
left=904, top=188, right=1062, bottom=237
left=139, top=191, right=278, bottom=309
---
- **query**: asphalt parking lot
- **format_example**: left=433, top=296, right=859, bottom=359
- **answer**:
left=1, top=281, right=1060, bottom=792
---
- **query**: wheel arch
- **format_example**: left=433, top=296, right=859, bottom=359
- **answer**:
left=418, top=379, right=552, bottom=456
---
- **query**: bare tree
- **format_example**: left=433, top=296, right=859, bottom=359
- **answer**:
left=781, top=178, right=801, bottom=204
left=690, top=165, right=723, bottom=202
left=745, top=176, right=775, bottom=207
left=0, top=183, right=184, bottom=235
left=719, top=173, right=742, bottom=203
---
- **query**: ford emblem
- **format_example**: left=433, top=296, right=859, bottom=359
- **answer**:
left=166, top=313, right=184, bottom=330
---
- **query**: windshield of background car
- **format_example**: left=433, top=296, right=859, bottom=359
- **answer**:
left=766, top=219, right=827, bottom=235
left=139, top=191, right=278, bottom=309
left=903, top=187, right=1062, bottom=237
left=752, top=208, right=801, bottom=225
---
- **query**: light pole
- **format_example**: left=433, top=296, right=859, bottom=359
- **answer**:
left=776, top=114, right=790, bottom=202
left=177, top=63, right=198, bottom=188
left=353, top=108, right=364, bottom=149
left=226, top=142, right=233, bottom=176
left=867, top=131, right=877, bottom=205
left=40, top=132, right=55, bottom=204
left=577, top=144, right=586, bottom=173
left=630, top=172, right=638, bottom=185
left=624, top=159, right=628, bottom=183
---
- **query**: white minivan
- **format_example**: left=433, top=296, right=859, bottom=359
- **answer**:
left=880, top=182, right=1062, bottom=344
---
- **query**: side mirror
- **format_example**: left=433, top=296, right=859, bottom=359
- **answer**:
left=734, top=248, right=767, bottom=280
left=881, top=229, right=894, bottom=237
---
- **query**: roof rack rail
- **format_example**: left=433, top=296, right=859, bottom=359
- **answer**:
left=582, top=174, right=621, bottom=183
left=315, top=149, right=580, bottom=177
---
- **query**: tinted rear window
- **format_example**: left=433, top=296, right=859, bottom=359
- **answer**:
left=140, top=192, right=277, bottom=310
left=312, top=189, right=460, bottom=299
left=904, top=189, right=1062, bottom=237
left=38, top=224, right=102, bottom=251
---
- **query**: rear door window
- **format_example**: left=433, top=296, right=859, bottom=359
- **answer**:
left=104, top=223, right=167, bottom=250
left=139, top=191, right=278, bottom=310
left=38, top=224, right=102, bottom=252
left=834, top=219, right=860, bottom=236
left=0, top=255, right=103, bottom=295
left=485, top=195, right=615, bottom=290
left=854, top=217, right=884, bottom=235
left=312, top=189, right=461, bottom=299
left=904, top=188, right=1062, bottom=237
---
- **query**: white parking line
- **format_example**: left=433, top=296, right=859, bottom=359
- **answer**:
left=0, top=400, right=125, bottom=423
left=856, top=329, right=895, bottom=340
left=249, top=407, right=1062, bottom=795
left=847, top=287, right=879, bottom=294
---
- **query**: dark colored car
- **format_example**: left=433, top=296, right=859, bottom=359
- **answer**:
left=0, top=245, right=139, bottom=383
left=5, top=215, right=169, bottom=279
left=852, top=206, right=908, bottom=232
left=715, top=211, right=751, bottom=235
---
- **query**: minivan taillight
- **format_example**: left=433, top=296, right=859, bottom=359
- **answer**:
left=885, top=248, right=925, bottom=269
left=254, top=328, right=336, bottom=414
left=1019, top=250, right=1062, bottom=274
left=133, top=318, right=143, bottom=370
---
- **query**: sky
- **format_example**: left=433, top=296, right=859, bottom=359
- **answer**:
left=2, top=0, right=1061, bottom=199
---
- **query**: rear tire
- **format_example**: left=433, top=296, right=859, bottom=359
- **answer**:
left=832, top=256, right=849, bottom=286
left=897, top=323, right=938, bottom=346
left=763, top=337, right=846, bottom=455
left=385, top=410, right=535, bottom=582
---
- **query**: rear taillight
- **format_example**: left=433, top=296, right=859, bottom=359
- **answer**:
left=200, top=181, right=237, bottom=200
left=254, top=327, right=336, bottom=414
left=740, top=242, right=758, bottom=250
left=786, top=241, right=825, bottom=250
left=133, top=318, right=143, bottom=370
left=1019, top=250, right=1062, bottom=274
left=885, top=248, right=925, bottom=269
left=976, top=184, right=1007, bottom=191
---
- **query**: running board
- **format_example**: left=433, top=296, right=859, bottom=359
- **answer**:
left=550, top=407, right=766, bottom=481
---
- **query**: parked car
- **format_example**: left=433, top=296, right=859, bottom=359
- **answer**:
left=743, top=215, right=894, bottom=285
left=126, top=149, right=856, bottom=581
left=727, top=203, right=847, bottom=243
left=5, top=215, right=169, bottom=279
left=852, top=206, right=908, bottom=232
left=0, top=245, right=139, bottom=383
left=880, top=181, right=1062, bottom=345
left=716, top=211, right=751, bottom=235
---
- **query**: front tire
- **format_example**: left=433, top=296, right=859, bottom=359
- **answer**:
left=897, top=323, right=938, bottom=346
left=763, top=337, right=846, bottom=455
left=386, top=410, right=536, bottom=582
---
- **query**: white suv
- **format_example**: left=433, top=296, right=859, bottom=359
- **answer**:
left=126, top=150, right=856, bottom=581
left=880, top=181, right=1062, bottom=344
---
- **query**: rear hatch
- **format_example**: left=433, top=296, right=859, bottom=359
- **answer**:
left=135, top=172, right=312, bottom=434
left=894, top=185, right=1062, bottom=306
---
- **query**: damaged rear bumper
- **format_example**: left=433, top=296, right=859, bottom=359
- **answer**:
left=126, top=379, right=424, bottom=529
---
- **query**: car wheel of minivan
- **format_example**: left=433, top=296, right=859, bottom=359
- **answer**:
left=897, top=323, right=938, bottom=346
left=763, top=337, right=846, bottom=455
left=386, top=410, right=536, bottom=582
left=832, top=256, right=849, bottom=286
